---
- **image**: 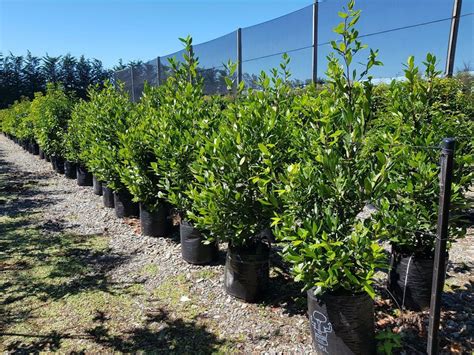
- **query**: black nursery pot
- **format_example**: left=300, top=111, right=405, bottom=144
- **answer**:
left=32, top=142, right=39, bottom=155
left=64, top=161, right=77, bottom=179
left=307, top=289, right=375, bottom=355
left=139, top=202, right=171, bottom=237
left=180, top=222, right=219, bottom=265
left=93, top=175, right=103, bottom=196
left=388, top=248, right=448, bottom=311
left=113, top=190, right=139, bottom=218
left=55, top=156, right=65, bottom=174
left=39, top=148, right=45, bottom=160
left=76, top=165, right=93, bottom=186
left=102, top=184, right=115, bottom=208
left=224, top=241, right=270, bottom=302
left=50, top=156, right=56, bottom=170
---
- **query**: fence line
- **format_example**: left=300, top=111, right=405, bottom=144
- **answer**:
left=114, top=0, right=473, bottom=101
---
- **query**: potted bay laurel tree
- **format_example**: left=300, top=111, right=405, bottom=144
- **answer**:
left=272, top=3, right=388, bottom=353
left=119, top=84, right=173, bottom=236
left=12, top=99, right=36, bottom=155
left=149, top=36, right=221, bottom=263
left=187, top=53, right=301, bottom=301
left=68, top=100, right=95, bottom=188
left=63, top=104, right=83, bottom=180
left=372, top=54, right=474, bottom=311
left=85, top=82, right=138, bottom=216
left=32, top=84, right=74, bottom=174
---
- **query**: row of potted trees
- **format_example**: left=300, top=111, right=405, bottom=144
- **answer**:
left=1, top=2, right=472, bottom=353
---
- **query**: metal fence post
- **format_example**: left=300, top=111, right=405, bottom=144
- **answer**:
left=156, top=56, right=161, bottom=86
left=129, top=66, right=135, bottom=102
left=312, top=0, right=319, bottom=84
left=237, top=28, right=242, bottom=86
left=427, top=138, right=456, bottom=355
left=445, top=0, right=462, bottom=77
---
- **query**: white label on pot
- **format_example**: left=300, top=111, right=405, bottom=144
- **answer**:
left=311, top=311, right=333, bottom=353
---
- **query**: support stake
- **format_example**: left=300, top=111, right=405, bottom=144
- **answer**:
left=157, top=56, right=161, bottom=86
left=427, top=138, right=455, bottom=354
left=130, top=66, right=135, bottom=102
left=237, top=28, right=242, bottom=87
left=445, top=0, right=462, bottom=77
left=312, top=0, right=319, bottom=85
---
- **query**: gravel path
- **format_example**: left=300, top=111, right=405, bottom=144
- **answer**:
left=0, top=135, right=313, bottom=353
left=1, top=134, right=472, bottom=353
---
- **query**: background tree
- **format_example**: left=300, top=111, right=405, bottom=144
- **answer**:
left=0, top=52, right=111, bottom=108
left=42, top=54, right=61, bottom=83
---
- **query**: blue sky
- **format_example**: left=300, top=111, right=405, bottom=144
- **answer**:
left=1, top=0, right=472, bottom=80
left=0, top=0, right=311, bottom=68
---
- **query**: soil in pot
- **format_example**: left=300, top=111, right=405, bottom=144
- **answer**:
left=180, top=222, right=218, bottom=265
left=114, top=190, right=139, bottom=218
left=388, top=248, right=447, bottom=311
left=64, top=161, right=77, bottom=179
left=93, top=175, right=103, bottom=196
left=224, top=240, right=270, bottom=302
left=102, top=184, right=115, bottom=208
left=307, top=289, right=375, bottom=355
left=76, top=165, right=93, bottom=186
left=140, top=202, right=171, bottom=237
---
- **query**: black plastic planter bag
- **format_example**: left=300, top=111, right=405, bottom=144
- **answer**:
left=224, top=241, right=270, bottom=302
left=64, top=161, right=77, bottom=179
left=180, top=222, right=218, bottom=265
left=139, top=202, right=171, bottom=237
left=102, top=184, right=115, bottom=208
left=39, top=148, right=45, bottom=160
left=307, top=289, right=375, bottom=355
left=76, top=165, right=93, bottom=186
left=388, top=249, right=447, bottom=311
left=55, top=157, right=65, bottom=174
left=32, top=143, right=39, bottom=155
left=93, top=175, right=103, bottom=196
left=114, top=190, right=139, bottom=218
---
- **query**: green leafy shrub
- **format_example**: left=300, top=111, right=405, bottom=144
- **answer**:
left=151, top=37, right=224, bottom=214
left=83, top=81, right=134, bottom=190
left=371, top=54, right=474, bottom=256
left=32, top=83, right=75, bottom=157
left=120, top=37, right=227, bottom=215
left=187, top=53, right=302, bottom=247
left=118, top=84, right=165, bottom=210
left=15, top=100, right=34, bottom=141
left=0, top=99, right=31, bottom=138
left=65, top=99, right=90, bottom=164
left=272, top=1, right=389, bottom=297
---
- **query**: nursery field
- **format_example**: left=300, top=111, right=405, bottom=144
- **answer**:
left=1, top=3, right=473, bottom=352
left=0, top=134, right=473, bottom=353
